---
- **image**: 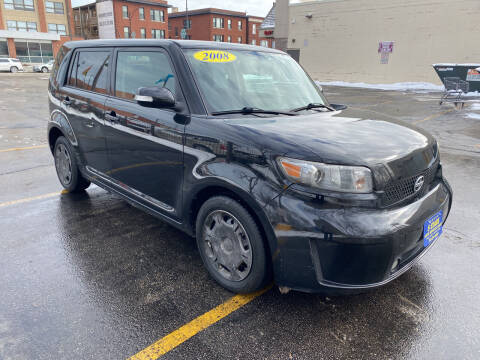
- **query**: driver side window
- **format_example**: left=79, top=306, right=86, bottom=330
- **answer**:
left=114, top=50, right=176, bottom=100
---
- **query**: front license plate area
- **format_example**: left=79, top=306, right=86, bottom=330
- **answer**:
left=423, top=210, right=443, bottom=247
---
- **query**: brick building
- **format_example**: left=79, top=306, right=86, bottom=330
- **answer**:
left=168, top=8, right=271, bottom=47
left=73, top=0, right=170, bottom=40
left=0, top=0, right=77, bottom=62
left=247, top=15, right=272, bottom=47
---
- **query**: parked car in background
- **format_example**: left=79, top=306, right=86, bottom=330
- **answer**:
left=33, top=60, right=54, bottom=73
left=0, top=58, right=24, bottom=73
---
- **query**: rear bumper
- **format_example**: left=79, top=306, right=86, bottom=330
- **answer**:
left=265, top=178, right=452, bottom=293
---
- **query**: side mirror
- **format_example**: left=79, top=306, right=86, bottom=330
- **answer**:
left=135, top=86, right=175, bottom=108
left=330, top=103, right=348, bottom=111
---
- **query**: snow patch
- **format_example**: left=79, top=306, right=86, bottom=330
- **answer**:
left=465, top=113, right=480, bottom=120
left=316, top=81, right=444, bottom=92
left=469, top=103, right=480, bottom=110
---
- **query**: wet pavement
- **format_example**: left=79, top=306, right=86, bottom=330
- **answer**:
left=1, top=73, right=479, bottom=359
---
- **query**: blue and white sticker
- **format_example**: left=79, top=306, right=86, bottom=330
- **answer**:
left=423, top=210, right=443, bottom=247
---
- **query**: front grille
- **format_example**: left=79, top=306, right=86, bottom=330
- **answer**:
left=382, top=162, right=438, bottom=206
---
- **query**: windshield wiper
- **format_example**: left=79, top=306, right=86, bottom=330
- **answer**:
left=291, top=103, right=334, bottom=112
left=211, top=107, right=297, bottom=116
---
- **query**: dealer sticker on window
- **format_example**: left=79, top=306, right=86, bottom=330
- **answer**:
left=423, top=210, right=443, bottom=247
left=194, top=50, right=236, bottom=63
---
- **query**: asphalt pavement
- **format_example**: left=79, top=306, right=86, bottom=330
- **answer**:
left=1, top=73, right=479, bottom=359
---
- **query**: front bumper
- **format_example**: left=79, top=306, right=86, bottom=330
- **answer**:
left=265, top=178, right=452, bottom=293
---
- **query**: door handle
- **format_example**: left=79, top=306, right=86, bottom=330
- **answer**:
left=62, top=97, right=71, bottom=106
left=105, top=111, right=119, bottom=123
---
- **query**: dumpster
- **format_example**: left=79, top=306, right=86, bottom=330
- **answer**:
left=433, top=63, right=480, bottom=92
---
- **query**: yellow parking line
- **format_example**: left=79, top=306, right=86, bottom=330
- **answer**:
left=128, top=285, right=272, bottom=360
left=0, top=145, right=48, bottom=153
left=413, top=108, right=455, bottom=125
left=0, top=190, right=67, bottom=208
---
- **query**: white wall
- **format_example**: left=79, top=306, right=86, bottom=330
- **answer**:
left=287, top=0, right=480, bottom=84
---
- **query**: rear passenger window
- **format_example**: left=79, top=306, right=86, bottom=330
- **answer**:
left=115, top=51, right=175, bottom=100
left=68, top=50, right=110, bottom=93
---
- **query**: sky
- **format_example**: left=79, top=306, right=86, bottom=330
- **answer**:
left=71, top=0, right=275, bottom=17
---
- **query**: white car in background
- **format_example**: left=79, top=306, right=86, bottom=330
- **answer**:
left=33, top=60, right=54, bottom=73
left=0, top=58, right=24, bottom=73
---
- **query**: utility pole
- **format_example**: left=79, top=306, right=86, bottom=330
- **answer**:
left=185, top=0, right=188, bottom=39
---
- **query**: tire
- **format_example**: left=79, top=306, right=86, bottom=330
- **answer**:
left=10, top=66, right=18, bottom=73
left=195, top=196, right=270, bottom=293
left=54, top=136, right=90, bottom=192
left=41, top=67, right=49, bottom=73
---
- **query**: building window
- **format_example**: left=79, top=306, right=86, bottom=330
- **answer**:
left=45, top=1, right=64, bottom=14
left=151, top=29, right=165, bottom=39
left=48, top=23, right=66, bottom=35
left=123, top=26, right=129, bottom=38
left=237, top=36, right=242, bottom=43
left=252, top=24, right=256, bottom=35
left=139, top=7, right=144, bottom=20
left=272, top=40, right=276, bottom=49
left=4, top=0, right=34, bottom=11
left=238, top=20, right=242, bottom=30
left=140, top=28, right=146, bottom=38
left=227, top=19, right=231, bottom=29
left=251, top=39, right=256, bottom=45
left=213, top=17, right=224, bottom=29
left=7, top=20, right=37, bottom=32
left=175, top=27, right=178, bottom=37
left=14, top=40, right=53, bottom=63
left=122, top=5, right=128, bottom=19
left=260, top=40, right=269, bottom=47
left=183, top=19, right=191, bottom=29
left=227, top=36, right=231, bottom=43
left=213, top=34, right=224, bottom=42
left=150, top=9, right=164, bottom=22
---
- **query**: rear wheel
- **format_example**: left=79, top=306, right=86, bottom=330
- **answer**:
left=54, top=136, right=90, bottom=192
left=10, top=66, right=18, bottom=73
left=196, top=196, right=269, bottom=293
left=41, top=66, right=49, bottom=73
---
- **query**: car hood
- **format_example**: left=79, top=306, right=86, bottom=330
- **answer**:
left=223, top=107, right=438, bottom=185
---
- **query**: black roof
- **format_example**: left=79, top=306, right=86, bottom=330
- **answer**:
left=62, top=39, right=284, bottom=54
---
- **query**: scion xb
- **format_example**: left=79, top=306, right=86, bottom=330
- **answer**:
left=47, top=40, right=452, bottom=294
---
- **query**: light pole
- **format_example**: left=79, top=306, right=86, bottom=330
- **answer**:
left=185, top=0, right=189, bottom=39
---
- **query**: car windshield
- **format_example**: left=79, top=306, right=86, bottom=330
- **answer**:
left=183, top=49, right=326, bottom=114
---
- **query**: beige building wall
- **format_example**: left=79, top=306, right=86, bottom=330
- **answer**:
left=287, top=0, right=480, bottom=84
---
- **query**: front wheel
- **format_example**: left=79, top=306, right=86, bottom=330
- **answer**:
left=10, top=66, right=18, bottom=73
left=54, top=136, right=90, bottom=192
left=196, top=196, right=270, bottom=293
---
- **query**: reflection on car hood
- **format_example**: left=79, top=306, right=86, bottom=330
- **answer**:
left=223, top=107, right=437, bottom=181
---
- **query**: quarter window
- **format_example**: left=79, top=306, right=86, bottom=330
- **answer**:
left=150, top=9, right=164, bottom=22
left=68, top=51, right=110, bottom=94
left=115, top=51, right=175, bottom=100
left=45, top=1, right=64, bottom=14
left=151, top=29, right=165, bottom=39
left=48, top=23, right=67, bottom=35
left=4, top=0, right=34, bottom=11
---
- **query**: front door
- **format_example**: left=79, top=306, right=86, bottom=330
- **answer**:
left=103, top=48, right=184, bottom=218
left=60, top=48, right=112, bottom=172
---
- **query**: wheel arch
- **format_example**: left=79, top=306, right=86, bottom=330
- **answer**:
left=48, top=125, right=65, bottom=154
left=186, top=182, right=278, bottom=263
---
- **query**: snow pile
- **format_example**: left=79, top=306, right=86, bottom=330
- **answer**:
left=315, top=81, right=444, bottom=92
left=466, top=113, right=480, bottom=120
left=469, top=103, right=480, bottom=110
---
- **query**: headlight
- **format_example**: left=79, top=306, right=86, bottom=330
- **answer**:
left=278, top=157, right=373, bottom=193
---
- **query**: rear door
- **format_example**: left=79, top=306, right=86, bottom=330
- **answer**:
left=60, top=48, right=112, bottom=172
left=103, top=47, right=185, bottom=218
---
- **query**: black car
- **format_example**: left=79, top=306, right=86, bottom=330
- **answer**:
left=47, top=40, right=452, bottom=294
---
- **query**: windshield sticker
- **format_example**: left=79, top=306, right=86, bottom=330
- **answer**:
left=193, top=50, right=236, bottom=63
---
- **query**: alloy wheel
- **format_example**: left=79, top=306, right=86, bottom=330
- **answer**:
left=55, top=143, right=72, bottom=185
